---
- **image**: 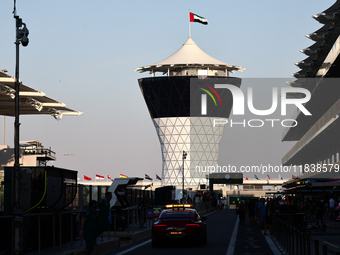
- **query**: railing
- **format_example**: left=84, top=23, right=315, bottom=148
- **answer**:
left=0, top=207, right=155, bottom=254
left=272, top=214, right=310, bottom=255
left=272, top=213, right=340, bottom=255
left=23, top=148, right=56, bottom=159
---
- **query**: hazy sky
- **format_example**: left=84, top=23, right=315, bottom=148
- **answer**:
left=0, top=0, right=335, bottom=180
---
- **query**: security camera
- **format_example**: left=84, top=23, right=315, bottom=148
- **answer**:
left=21, top=36, right=29, bottom=47
left=16, top=22, right=29, bottom=47
left=20, top=24, right=29, bottom=47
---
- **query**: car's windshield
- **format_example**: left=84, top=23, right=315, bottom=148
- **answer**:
left=161, top=212, right=191, bottom=219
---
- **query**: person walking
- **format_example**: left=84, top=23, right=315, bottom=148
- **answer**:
left=264, top=198, right=274, bottom=235
left=258, top=198, right=266, bottom=230
left=97, top=192, right=112, bottom=236
left=74, top=200, right=99, bottom=255
left=247, top=199, right=256, bottom=225
left=139, top=196, right=150, bottom=228
left=238, top=200, right=247, bottom=223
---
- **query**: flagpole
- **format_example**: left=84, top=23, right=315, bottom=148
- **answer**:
left=188, top=9, right=191, bottom=38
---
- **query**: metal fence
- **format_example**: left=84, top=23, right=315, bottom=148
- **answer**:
left=0, top=206, right=155, bottom=255
left=272, top=214, right=340, bottom=255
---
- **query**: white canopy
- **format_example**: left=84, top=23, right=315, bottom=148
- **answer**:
left=0, top=70, right=83, bottom=119
left=135, top=37, right=245, bottom=74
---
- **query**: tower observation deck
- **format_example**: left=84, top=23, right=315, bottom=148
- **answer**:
left=136, top=37, right=245, bottom=186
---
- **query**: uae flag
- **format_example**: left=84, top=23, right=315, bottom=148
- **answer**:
left=156, top=174, right=162, bottom=181
left=190, top=12, right=208, bottom=25
left=84, top=175, right=92, bottom=181
left=145, top=174, right=153, bottom=181
left=254, top=174, right=260, bottom=180
left=120, top=174, right=128, bottom=178
left=96, top=174, right=104, bottom=180
left=107, top=175, right=113, bottom=181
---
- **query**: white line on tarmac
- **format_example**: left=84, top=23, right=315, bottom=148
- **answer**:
left=226, top=216, right=240, bottom=255
left=263, top=232, right=282, bottom=255
left=115, top=239, right=151, bottom=255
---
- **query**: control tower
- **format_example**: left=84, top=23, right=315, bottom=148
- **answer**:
left=136, top=37, right=244, bottom=186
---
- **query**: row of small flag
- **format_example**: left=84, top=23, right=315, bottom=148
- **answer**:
left=244, top=174, right=301, bottom=180
left=82, top=174, right=162, bottom=181
left=119, top=173, right=162, bottom=181
left=244, top=174, right=285, bottom=180
left=83, top=174, right=113, bottom=181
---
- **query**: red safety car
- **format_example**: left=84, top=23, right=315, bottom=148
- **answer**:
left=152, top=204, right=207, bottom=247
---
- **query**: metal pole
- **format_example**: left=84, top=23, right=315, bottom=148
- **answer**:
left=62, top=153, right=73, bottom=169
left=182, top=151, right=187, bottom=203
left=12, top=12, right=29, bottom=254
left=188, top=10, right=191, bottom=38
left=182, top=153, right=184, bottom=203
left=4, top=116, right=6, bottom=145
left=13, top=18, right=22, bottom=255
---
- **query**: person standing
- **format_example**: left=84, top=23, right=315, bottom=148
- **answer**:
left=139, top=196, right=150, bottom=228
left=238, top=201, right=247, bottom=223
left=97, top=192, right=112, bottom=236
left=258, top=198, right=266, bottom=230
left=74, top=200, right=98, bottom=255
left=264, top=198, right=274, bottom=235
left=247, top=199, right=256, bottom=225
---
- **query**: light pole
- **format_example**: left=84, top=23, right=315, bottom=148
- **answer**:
left=62, top=153, right=74, bottom=169
left=182, top=150, right=187, bottom=203
left=13, top=7, right=29, bottom=255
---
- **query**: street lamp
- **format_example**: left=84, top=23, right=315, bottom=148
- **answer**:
left=62, top=153, right=74, bottom=169
left=182, top=150, right=187, bottom=203
left=13, top=7, right=29, bottom=255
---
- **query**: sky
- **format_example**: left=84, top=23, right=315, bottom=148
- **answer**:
left=0, top=0, right=336, bottom=181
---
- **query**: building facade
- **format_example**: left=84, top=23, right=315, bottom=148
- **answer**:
left=282, top=0, right=340, bottom=189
